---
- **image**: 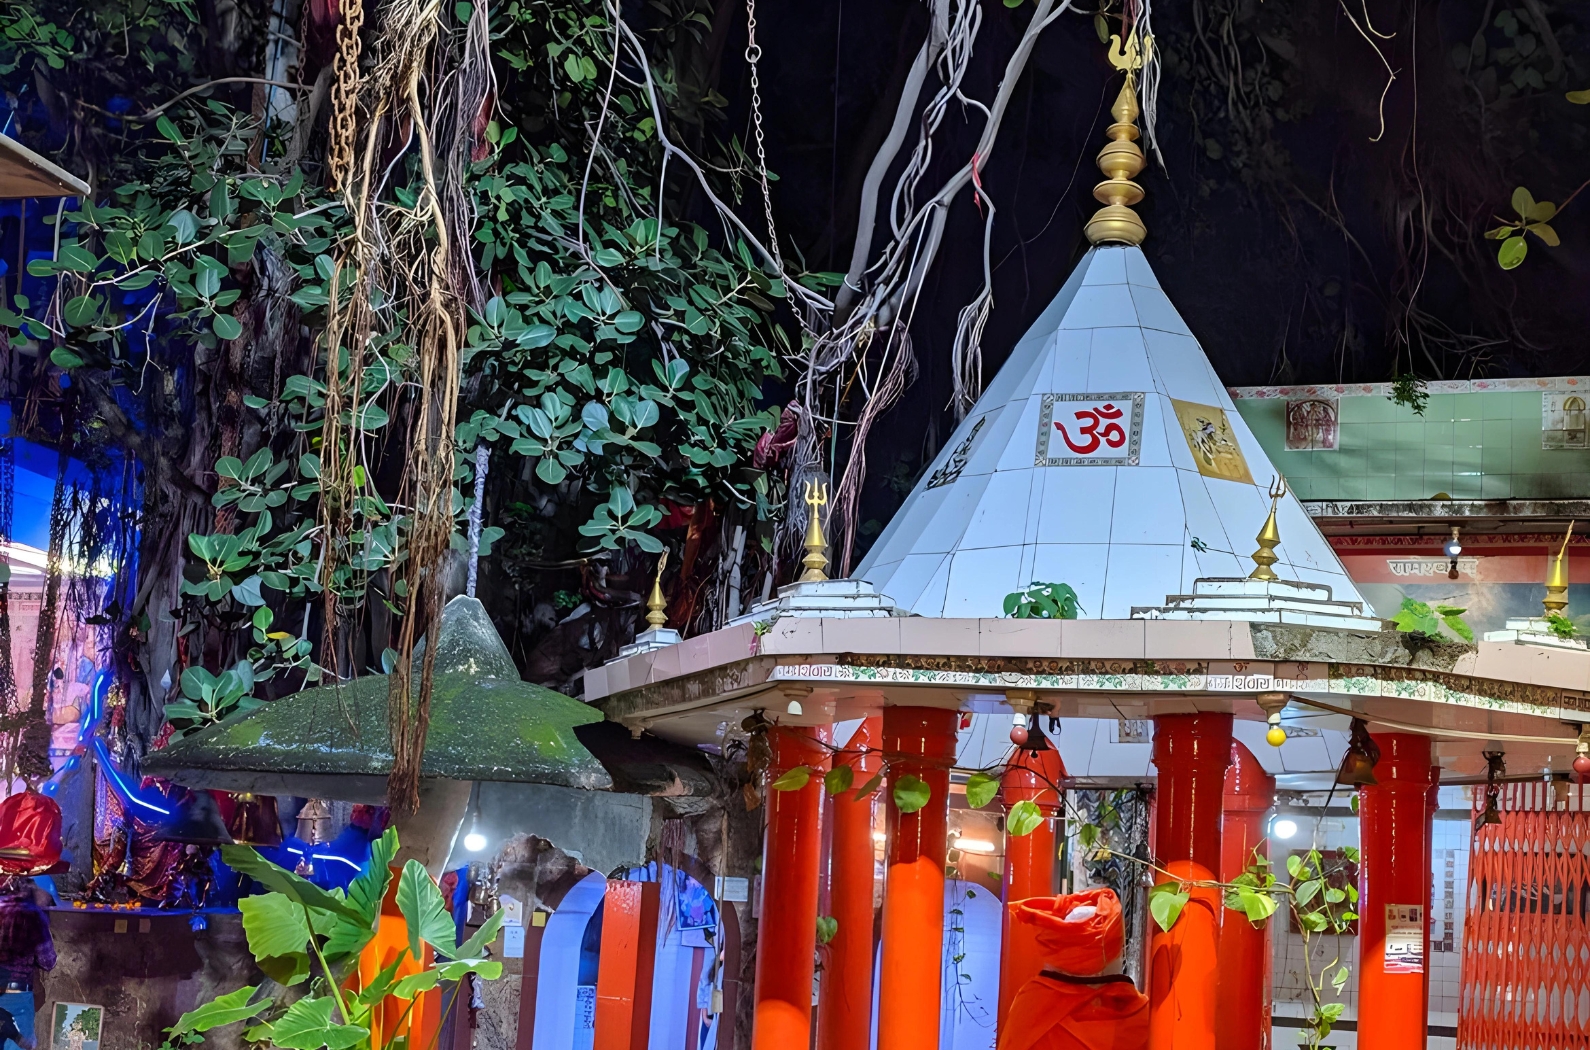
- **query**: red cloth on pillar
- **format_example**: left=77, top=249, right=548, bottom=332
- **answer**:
left=997, top=889, right=1149, bottom=1050
left=997, top=974, right=1150, bottom=1050
left=0, top=791, right=62, bottom=875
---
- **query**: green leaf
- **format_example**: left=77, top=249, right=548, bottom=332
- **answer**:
left=1149, top=882, right=1191, bottom=932
left=213, top=313, right=243, bottom=340
left=239, top=893, right=313, bottom=979
left=851, top=771, right=884, bottom=802
left=155, top=115, right=184, bottom=143
left=1568, top=89, right=1590, bottom=104
left=824, top=765, right=854, bottom=796
left=1078, top=823, right=1100, bottom=850
left=167, top=985, right=272, bottom=1037
left=220, top=845, right=364, bottom=922
left=1527, top=222, right=1560, bottom=247
left=267, top=996, right=369, bottom=1050
left=49, top=347, right=84, bottom=369
left=1511, top=186, right=1537, bottom=218
left=816, top=915, right=838, bottom=945
left=892, top=774, right=931, bottom=814
left=391, top=970, right=442, bottom=1000
left=1007, top=799, right=1044, bottom=837
left=454, top=908, right=505, bottom=961
left=769, top=766, right=812, bottom=791
left=397, top=859, right=457, bottom=958
left=1498, top=235, right=1528, bottom=270
left=1294, top=878, right=1323, bottom=907
left=964, top=772, right=998, bottom=810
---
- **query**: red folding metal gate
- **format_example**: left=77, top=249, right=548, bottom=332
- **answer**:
left=1459, top=781, right=1590, bottom=1048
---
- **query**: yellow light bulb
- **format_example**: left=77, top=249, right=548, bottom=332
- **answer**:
left=1266, top=725, right=1287, bottom=747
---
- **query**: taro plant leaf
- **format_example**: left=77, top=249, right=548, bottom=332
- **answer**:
left=964, top=771, right=999, bottom=810
left=824, top=764, right=854, bottom=796
left=266, top=996, right=369, bottom=1050
left=396, top=859, right=457, bottom=957
left=221, top=845, right=365, bottom=922
left=892, top=774, right=931, bottom=814
left=391, top=970, right=443, bottom=1000
left=816, top=915, right=838, bottom=945
left=770, top=765, right=812, bottom=791
left=238, top=893, right=312, bottom=985
left=1149, top=881, right=1191, bottom=932
left=454, top=908, right=506, bottom=961
left=167, top=985, right=273, bottom=1037
left=1007, top=799, right=1044, bottom=837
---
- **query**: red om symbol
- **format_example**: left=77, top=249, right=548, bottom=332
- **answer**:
left=1055, top=403, right=1126, bottom=455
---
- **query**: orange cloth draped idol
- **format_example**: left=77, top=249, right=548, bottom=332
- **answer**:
left=997, top=888, right=1150, bottom=1050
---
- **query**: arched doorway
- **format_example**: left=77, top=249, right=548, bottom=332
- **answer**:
left=532, top=870, right=607, bottom=1048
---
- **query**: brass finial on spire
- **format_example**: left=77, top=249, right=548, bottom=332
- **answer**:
left=1248, top=476, right=1287, bottom=582
left=646, top=550, right=669, bottom=628
left=799, top=480, right=831, bottom=583
left=1544, top=521, right=1574, bottom=615
left=1085, top=32, right=1152, bottom=247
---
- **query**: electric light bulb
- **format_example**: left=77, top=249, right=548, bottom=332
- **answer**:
left=464, top=831, right=488, bottom=852
left=1266, top=725, right=1287, bottom=747
left=1270, top=818, right=1298, bottom=840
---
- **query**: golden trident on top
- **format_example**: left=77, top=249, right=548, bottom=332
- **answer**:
left=1248, top=476, right=1288, bottom=582
left=799, top=480, right=831, bottom=583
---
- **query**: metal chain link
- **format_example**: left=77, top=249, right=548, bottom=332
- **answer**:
left=327, top=0, right=366, bottom=193
left=743, top=0, right=783, bottom=274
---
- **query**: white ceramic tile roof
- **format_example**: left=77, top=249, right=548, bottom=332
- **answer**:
left=853, top=245, right=1367, bottom=619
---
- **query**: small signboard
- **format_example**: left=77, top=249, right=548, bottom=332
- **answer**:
left=1383, top=904, right=1425, bottom=974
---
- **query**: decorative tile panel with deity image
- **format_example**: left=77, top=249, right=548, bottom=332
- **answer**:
left=1542, top=391, right=1589, bottom=449
left=1284, top=396, right=1339, bottom=450
left=1170, top=398, right=1254, bottom=483
left=1034, top=392, right=1145, bottom=466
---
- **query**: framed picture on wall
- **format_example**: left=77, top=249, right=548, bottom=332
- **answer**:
left=49, top=1003, right=103, bottom=1050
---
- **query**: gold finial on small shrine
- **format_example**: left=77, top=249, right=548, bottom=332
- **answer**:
left=799, top=480, right=831, bottom=583
left=1085, top=31, right=1152, bottom=247
left=646, top=550, right=669, bottom=628
left=1544, top=521, right=1574, bottom=615
left=1248, top=476, right=1287, bottom=582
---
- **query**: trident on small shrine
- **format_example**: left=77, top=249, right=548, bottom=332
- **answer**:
left=1248, top=475, right=1287, bottom=582
left=799, top=480, right=831, bottom=583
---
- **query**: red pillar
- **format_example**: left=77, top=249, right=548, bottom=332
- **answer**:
left=877, top=706, right=958, bottom=1050
left=997, top=746, right=1066, bottom=1029
left=1149, top=712, right=1233, bottom=1050
left=753, top=726, right=830, bottom=1050
left=1357, top=733, right=1434, bottom=1050
left=594, top=879, right=661, bottom=1050
left=1215, top=741, right=1275, bottom=1050
left=817, top=716, right=881, bottom=1050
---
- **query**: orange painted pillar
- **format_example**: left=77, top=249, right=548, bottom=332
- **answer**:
left=997, top=746, right=1066, bottom=1029
left=357, top=872, right=443, bottom=1050
left=1215, top=741, right=1275, bottom=1050
left=753, top=726, right=830, bottom=1050
left=594, top=879, right=661, bottom=1050
left=877, top=706, right=958, bottom=1050
left=1357, top=733, right=1434, bottom=1050
left=817, top=717, right=881, bottom=1050
left=1149, top=712, right=1232, bottom=1050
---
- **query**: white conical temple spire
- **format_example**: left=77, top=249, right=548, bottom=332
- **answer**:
left=853, top=246, right=1366, bottom=619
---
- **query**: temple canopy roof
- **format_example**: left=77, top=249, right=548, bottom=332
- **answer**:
left=854, top=245, right=1366, bottom=619
left=144, top=596, right=612, bottom=801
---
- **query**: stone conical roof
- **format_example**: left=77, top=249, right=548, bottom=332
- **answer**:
left=142, top=596, right=612, bottom=800
left=854, top=245, right=1366, bottom=618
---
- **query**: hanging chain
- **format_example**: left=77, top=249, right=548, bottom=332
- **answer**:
left=743, top=0, right=783, bottom=274
left=327, top=0, right=366, bottom=194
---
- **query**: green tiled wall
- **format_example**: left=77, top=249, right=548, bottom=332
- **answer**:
left=1232, top=392, right=1590, bottom=501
